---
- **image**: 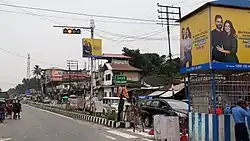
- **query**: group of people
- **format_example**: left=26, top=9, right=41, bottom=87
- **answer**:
left=5, top=99, right=22, bottom=120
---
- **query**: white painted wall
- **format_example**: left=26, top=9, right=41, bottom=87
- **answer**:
left=103, top=69, right=113, bottom=86
left=104, top=87, right=112, bottom=97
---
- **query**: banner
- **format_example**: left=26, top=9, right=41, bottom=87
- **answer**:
left=82, top=38, right=102, bottom=57
left=211, top=6, right=250, bottom=66
left=180, top=8, right=210, bottom=69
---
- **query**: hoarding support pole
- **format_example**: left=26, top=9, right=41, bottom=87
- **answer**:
left=90, top=19, right=95, bottom=113
left=212, top=70, right=218, bottom=141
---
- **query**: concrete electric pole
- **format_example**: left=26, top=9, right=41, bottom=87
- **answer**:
left=157, top=3, right=181, bottom=99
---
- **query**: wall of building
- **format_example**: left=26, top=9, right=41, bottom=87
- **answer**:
left=104, top=87, right=112, bottom=97
left=104, top=70, right=113, bottom=86
left=123, top=71, right=140, bottom=81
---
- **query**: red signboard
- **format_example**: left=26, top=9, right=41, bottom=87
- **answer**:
left=51, top=69, right=62, bottom=81
left=62, top=73, right=89, bottom=80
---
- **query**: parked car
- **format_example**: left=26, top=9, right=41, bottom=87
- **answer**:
left=101, top=97, right=130, bottom=115
left=42, top=97, right=51, bottom=104
left=140, top=99, right=189, bottom=128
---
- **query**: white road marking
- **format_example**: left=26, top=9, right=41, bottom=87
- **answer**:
left=0, top=138, right=12, bottom=141
left=107, top=130, right=137, bottom=139
left=27, top=105, right=74, bottom=120
left=104, top=127, right=110, bottom=130
left=126, top=129, right=153, bottom=138
left=105, top=135, right=116, bottom=140
left=142, top=138, right=154, bottom=141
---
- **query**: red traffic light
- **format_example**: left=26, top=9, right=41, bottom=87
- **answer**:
left=63, top=28, right=81, bottom=34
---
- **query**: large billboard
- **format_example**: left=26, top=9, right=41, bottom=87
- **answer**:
left=82, top=38, right=102, bottom=57
left=180, top=8, right=210, bottom=69
left=211, top=6, right=250, bottom=69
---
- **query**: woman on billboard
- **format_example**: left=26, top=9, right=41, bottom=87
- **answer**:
left=183, top=27, right=192, bottom=67
left=216, top=20, right=239, bottom=63
left=180, top=27, right=185, bottom=67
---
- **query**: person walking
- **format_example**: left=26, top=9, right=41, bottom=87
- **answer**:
left=16, top=100, right=22, bottom=120
left=232, top=99, right=250, bottom=141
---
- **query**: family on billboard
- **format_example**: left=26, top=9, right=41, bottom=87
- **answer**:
left=212, top=15, right=239, bottom=63
left=180, top=27, right=192, bottom=68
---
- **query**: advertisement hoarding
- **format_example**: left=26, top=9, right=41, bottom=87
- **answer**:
left=211, top=6, right=250, bottom=70
left=51, top=69, right=62, bottom=81
left=180, top=8, right=210, bottom=72
left=82, top=38, right=102, bottom=57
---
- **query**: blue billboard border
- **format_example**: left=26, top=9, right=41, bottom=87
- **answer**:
left=180, top=62, right=250, bottom=74
left=180, top=63, right=210, bottom=74
left=212, top=62, right=250, bottom=70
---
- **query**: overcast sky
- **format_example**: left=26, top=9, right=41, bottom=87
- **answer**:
left=0, top=0, right=212, bottom=91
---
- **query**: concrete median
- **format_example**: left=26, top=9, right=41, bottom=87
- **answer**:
left=28, top=102, right=130, bottom=128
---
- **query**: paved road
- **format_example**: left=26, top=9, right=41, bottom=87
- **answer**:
left=0, top=105, right=154, bottom=141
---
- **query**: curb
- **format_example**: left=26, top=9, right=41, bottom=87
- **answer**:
left=29, top=103, right=131, bottom=128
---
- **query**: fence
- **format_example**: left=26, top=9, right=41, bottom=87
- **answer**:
left=188, top=72, right=250, bottom=141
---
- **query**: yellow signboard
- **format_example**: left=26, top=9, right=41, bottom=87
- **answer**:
left=82, top=38, right=102, bottom=57
left=211, top=6, right=250, bottom=64
left=180, top=8, right=210, bottom=68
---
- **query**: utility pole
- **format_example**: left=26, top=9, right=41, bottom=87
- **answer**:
left=26, top=53, right=31, bottom=79
left=67, top=60, right=72, bottom=90
left=90, top=19, right=95, bottom=113
left=157, top=3, right=181, bottom=99
left=67, top=60, right=79, bottom=95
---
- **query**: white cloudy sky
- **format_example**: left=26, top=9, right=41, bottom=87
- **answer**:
left=0, top=0, right=212, bottom=90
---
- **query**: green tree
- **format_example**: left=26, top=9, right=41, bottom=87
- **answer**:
left=122, top=47, right=180, bottom=79
left=33, top=65, right=42, bottom=92
left=33, top=65, right=42, bottom=79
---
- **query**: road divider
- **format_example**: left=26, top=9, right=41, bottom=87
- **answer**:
left=28, top=102, right=131, bottom=128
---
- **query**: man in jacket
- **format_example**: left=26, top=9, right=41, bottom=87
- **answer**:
left=232, top=99, right=250, bottom=141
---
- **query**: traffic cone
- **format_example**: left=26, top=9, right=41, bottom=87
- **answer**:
left=180, top=129, right=188, bottom=141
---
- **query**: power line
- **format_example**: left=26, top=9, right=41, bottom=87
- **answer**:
left=0, top=47, right=64, bottom=67
left=95, top=28, right=180, bottom=41
left=110, top=28, right=165, bottom=47
left=0, top=9, right=163, bottom=25
left=0, top=3, right=160, bottom=22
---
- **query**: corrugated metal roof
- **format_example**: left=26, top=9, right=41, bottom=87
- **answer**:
left=148, top=91, right=165, bottom=96
left=160, top=83, right=185, bottom=98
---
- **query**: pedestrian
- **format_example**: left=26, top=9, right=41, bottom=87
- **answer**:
left=16, top=100, right=22, bottom=120
left=5, top=99, right=13, bottom=119
left=232, top=99, right=250, bottom=141
left=12, top=100, right=17, bottom=120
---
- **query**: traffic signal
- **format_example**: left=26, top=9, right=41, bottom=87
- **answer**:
left=63, top=28, right=81, bottom=34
